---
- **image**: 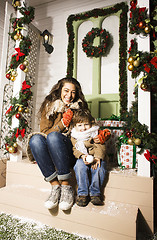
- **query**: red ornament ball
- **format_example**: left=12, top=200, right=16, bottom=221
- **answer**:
left=15, top=113, right=21, bottom=119
left=6, top=73, right=11, bottom=79
left=20, top=64, right=26, bottom=71
left=138, top=21, right=145, bottom=29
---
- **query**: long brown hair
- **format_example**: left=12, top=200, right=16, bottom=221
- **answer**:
left=39, top=77, right=88, bottom=114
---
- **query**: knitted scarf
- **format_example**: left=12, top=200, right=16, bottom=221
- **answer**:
left=71, top=125, right=99, bottom=154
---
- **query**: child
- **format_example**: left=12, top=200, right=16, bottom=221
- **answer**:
left=71, top=110, right=110, bottom=207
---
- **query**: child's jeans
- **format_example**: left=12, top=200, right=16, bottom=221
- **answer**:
left=74, top=158, right=106, bottom=196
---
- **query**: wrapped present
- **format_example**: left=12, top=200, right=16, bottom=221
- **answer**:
left=118, top=144, right=137, bottom=169
left=96, top=118, right=125, bottom=164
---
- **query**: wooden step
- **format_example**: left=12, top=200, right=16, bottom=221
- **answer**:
left=0, top=184, right=137, bottom=240
left=0, top=160, right=154, bottom=239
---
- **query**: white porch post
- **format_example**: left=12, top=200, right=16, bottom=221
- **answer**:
left=137, top=0, right=151, bottom=177
left=10, top=0, right=27, bottom=162
left=0, top=2, right=12, bottom=129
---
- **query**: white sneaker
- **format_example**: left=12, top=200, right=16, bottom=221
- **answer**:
left=59, top=185, right=74, bottom=211
left=44, top=185, right=61, bottom=209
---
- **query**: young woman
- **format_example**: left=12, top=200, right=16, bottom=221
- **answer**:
left=27, top=77, right=90, bottom=211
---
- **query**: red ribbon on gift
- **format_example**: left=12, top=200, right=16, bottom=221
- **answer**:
left=15, top=128, right=25, bottom=138
left=22, top=80, right=31, bottom=90
left=12, top=48, right=25, bottom=61
left=144, top=150, right=157, bottom=164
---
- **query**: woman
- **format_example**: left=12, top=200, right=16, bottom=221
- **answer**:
left=27, top=77, right=90, bottom=211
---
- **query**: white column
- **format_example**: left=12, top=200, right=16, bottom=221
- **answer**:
left=10, top=0, right=27, bottom=162
left=0, top=2, right=12, bottom=129
left=137, top=0, right=151, bottom=177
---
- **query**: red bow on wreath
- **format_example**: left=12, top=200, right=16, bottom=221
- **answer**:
left=12, top=48, right=25, bottom=61
left=15, top=128, right=25, bottom=138
left=144, top=150, right=157, bottom=164
left=22, top=80, right=31, bottom=90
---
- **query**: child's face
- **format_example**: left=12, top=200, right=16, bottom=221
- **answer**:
left=75, top=122, right=91, bottom=132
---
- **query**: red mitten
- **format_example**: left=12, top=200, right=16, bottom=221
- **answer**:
left=62, top=109, right=73, bottom=127
left=98, top=129, right=111, bottom=144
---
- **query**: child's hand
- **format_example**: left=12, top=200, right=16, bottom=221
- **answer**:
left=82, top=155, right=90, bottom=165
left=97, top=129, right=111, bottom=144
left=91, top=158, right=101, bottom=170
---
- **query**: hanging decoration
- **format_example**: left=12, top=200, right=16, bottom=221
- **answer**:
left=66, top=2, right=128, bottom=118
left=82, top=27, right=112, bottom=58
left=4, top=1, right=34, bottom=154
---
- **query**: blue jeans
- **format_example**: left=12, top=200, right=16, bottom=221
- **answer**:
left=74, top=158, right=106, bottom=196
left=29, top=132, right=75, bottom=182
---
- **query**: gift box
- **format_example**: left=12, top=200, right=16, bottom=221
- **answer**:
left=118, top=144, right=138, bottom=169
left=96, top=119, right=125, bottom=164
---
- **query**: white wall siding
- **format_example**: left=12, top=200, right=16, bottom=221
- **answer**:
left=0, top=0, right=6, bottom=68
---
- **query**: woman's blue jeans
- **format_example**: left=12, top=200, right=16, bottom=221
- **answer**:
left=29, top=132, right=75, bottom=182
left=74, top=158, right=106, bottom=196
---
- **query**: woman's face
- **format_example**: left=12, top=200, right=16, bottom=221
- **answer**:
left=61, top=82, right=76, bottom=105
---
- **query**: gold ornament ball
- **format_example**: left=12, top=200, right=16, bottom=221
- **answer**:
left=128, top=64, right=134, bottom=71
left=11, top=76, right=16, bottom=82
left=24, top=108, right=29, bottom=113
left=128, top=56, right=134, bottom=64
left=127, top=138, right=134, bottom=145
left=23, top=61, right=29, bottom=66
left=134, top=138, right=141, bottom=146
left=23, top=67, right=28, bottom=73
left=12, top=70, right=18, bottom=77
left=9, top=146, right=15, bottom=153
left=15, top=1, right=21, bottom=7
left=144, top=25, right=151, bottom=34
left=133, top=60, right=140, bottom=67
left=140, top=83, right=148, bottom=91
left=18, top=106, right=23, bottom=112
left=14, top=34, right=19, bottom=41
left=13, top=142, right=18, bottom=148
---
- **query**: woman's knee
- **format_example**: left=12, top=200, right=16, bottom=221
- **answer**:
left=29, top=134, right=45, bottom=147
left=47, top=131, right=60, bottom=142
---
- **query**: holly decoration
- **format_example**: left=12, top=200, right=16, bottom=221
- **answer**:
left=82, top=28, right=112, bottom=58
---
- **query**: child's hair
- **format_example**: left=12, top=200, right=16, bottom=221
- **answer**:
left=72, top=109, right=95, bottom=126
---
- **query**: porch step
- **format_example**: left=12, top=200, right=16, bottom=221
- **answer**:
left=0, top=184, right=137, bottom=240
left=0, top=160, right=153, bottom=240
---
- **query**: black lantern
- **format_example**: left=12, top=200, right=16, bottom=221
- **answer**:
left=41, top=29, right=54, bottom=54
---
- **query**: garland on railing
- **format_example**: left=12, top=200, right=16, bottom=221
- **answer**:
left=66, top=2, right=128, bottom=118
left=5, top=79, right=33, bottom=153
left=6, top=2, right=34, bottom=81
left=4, top=1, right=34, bottom=154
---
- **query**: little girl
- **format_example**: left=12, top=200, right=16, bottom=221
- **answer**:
left=71, top=110, right=110, bottom=207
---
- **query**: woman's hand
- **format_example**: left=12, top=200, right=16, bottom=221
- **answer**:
left=62, top=109, right=73, bottom=127
left=91, top=158, right=101, bottom=170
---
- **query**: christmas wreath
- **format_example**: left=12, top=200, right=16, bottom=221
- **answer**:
left=82, top=27, right=111, bottom=58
